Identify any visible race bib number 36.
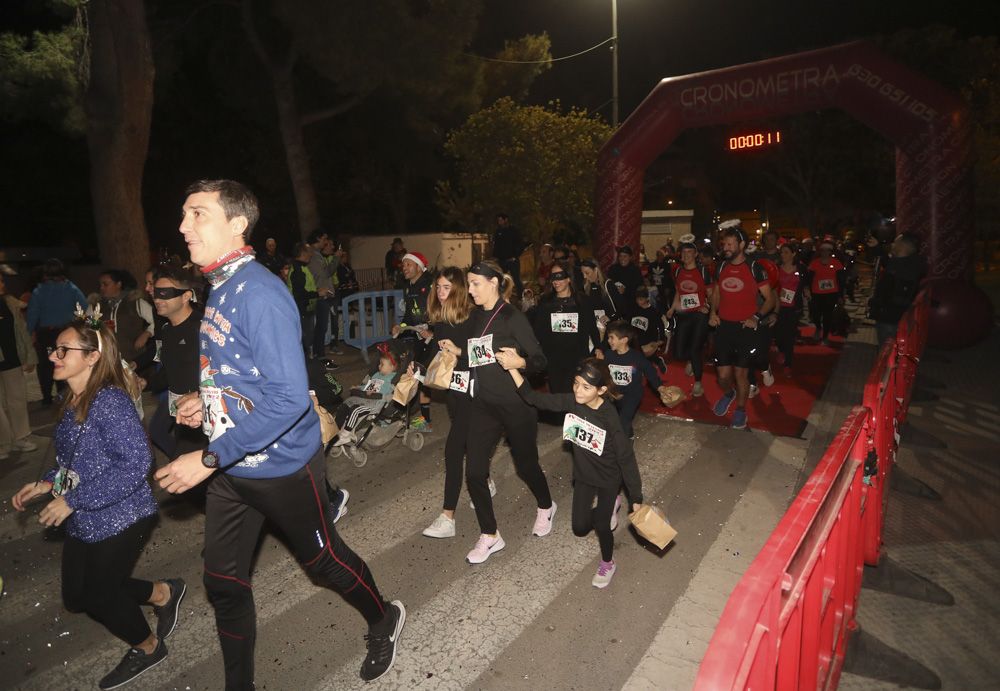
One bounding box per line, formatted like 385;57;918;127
550;312;579;333
608;364;633;386
562;413;606;455
449;370;470;393
467;334;496;368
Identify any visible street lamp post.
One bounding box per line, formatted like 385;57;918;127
611;0;619;128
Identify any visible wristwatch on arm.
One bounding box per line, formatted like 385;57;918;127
201;450;220;469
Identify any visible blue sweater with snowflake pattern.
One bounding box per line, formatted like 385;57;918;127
200;260;321;478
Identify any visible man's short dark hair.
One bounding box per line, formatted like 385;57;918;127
153;261;201;293
42;258;66;280
292;241;310;259
307;229;328;245
185;179;260;240
496;213;509;221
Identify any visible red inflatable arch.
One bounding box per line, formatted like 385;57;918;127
595;41;992;348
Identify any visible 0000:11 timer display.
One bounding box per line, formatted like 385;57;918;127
728;131;782;150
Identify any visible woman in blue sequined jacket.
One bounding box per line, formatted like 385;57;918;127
12;315;186;688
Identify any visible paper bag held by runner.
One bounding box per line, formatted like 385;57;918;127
628;504;677;550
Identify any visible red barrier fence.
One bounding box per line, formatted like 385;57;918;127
694;292;929;690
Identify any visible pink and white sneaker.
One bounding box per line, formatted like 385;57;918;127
466;533;505;564
531;502;557;537
592;560;617;588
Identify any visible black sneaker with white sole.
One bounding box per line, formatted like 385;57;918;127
360;600;406;682
153;578;187;641
98;639;168;690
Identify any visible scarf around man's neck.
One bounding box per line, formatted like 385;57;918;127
201;246;256;287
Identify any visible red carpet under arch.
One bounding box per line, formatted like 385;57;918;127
638;336;843;438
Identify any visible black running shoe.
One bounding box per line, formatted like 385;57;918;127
359;600;406;682
99;640;168;690
153;578;187;640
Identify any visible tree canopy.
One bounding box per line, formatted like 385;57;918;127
437;97;612;243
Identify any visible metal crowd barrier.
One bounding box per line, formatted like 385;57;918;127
694;291;929;690
339;290;404;364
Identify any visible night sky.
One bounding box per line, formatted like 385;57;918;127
0;0;995;255
476;0;995;119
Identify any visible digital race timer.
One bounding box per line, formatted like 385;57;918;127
728;131;782;150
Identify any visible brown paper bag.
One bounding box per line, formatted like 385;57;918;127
424;350;457;390
392;371;420;406
310;393;339;445
628;504;677;550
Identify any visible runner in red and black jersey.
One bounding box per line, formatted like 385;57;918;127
804;240;845;345
667;240;714;397
775;242;806;376
707;222;776;430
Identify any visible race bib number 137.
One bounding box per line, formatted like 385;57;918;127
562;413;607;455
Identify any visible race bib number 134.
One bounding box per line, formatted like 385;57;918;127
467;334;496;368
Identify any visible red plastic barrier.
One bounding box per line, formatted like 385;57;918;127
694;409;869;691
695;293;929;689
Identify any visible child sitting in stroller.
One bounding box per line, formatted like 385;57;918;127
332;341;407;446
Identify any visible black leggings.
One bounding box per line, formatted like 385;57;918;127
673;311;709;381
203;450;387;690
571;481;619;562
615;391;642;438
465;397;552;535
443;390;471;511
775;309;800;367
62;514;157;647
811;293;838;339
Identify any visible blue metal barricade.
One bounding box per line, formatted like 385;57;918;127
340;290;404;363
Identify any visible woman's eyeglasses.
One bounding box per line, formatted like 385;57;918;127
47;346;96;360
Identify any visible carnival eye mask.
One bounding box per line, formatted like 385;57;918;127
154;287;189;300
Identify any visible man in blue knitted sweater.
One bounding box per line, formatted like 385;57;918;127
155;180;404;687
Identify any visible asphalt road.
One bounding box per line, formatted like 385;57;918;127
0;386;807;691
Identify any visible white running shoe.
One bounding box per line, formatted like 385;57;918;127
749;384;760;398
762;369;775;387
691;381;704;397
592;560;617;589
610;494;622;531
422;513;456;539
532;502;557;537
684;362;693;377
332;430;357;447
12;437;37;452
469;477;497;509
466;533;505;564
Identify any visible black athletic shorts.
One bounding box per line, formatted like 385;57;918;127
713;319;761;368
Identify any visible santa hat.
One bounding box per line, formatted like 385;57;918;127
402;252;428;271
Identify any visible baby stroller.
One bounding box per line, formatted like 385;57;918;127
326;340;425;468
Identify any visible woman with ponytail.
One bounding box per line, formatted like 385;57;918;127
452;260;555;564
11;310;184;690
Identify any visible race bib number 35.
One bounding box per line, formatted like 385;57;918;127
608;364;633;386
467;334;496;368
562;413;606;455
550;312;579;333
